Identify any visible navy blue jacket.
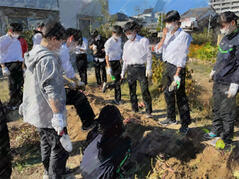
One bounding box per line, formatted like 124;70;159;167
213;29;239;85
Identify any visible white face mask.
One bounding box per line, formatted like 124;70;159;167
220;28;230;35
12;33;19;39
126;34;135;41
166;23;175;32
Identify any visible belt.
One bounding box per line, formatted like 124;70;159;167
128;64;145;68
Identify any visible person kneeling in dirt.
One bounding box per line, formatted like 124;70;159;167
204;11;239;145
0;101;12;179
80;105;131;179
60;28;95;130
20;21;72;179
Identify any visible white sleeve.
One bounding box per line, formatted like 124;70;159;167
175;34;192;68
0;36;12;63
104;39;111;56
121;44;128;77
144;38;152;71
60;48;75;79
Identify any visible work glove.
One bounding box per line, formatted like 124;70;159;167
2;66;10;76
146;69;152;78
225;83;239;98
60;134;73;152
106;67;112;76
209;70;215;81
174;75;181;89
51;113;65;135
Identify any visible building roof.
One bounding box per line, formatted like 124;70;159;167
110;12;129;21
181;7;215;20
143;8;153;14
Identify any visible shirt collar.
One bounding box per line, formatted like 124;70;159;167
135;34;141;41
167;28;182;38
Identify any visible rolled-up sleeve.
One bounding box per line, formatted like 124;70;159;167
104;40;111;56
143;38;152;71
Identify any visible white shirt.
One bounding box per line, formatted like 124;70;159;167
59;43;76;79
104;36;122;61
121;34;152;76
75;37;88;55
32;33;43;48
158;28;192;68
0;34;23;63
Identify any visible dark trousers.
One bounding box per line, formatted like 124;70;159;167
39;128;69;179
93;59;107;85
212;82;236;143
109;61;122;102
127;65;152;114
5;62;24;107
65;88;95;127
164;62;191;126
0;101;12;179
76;54;88;84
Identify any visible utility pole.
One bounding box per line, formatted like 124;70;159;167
207;13;212;37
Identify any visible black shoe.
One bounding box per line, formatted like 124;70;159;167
179;125;189;135
82;121;96;130
159;118;177;126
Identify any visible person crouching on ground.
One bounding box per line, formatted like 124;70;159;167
19;20;71;179
80;105;131;179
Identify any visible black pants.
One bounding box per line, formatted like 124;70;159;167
164;62;191;126
108;61;121;102
212;82;237;143
0;101;12;179
76;54;88;84
39;128;69;179
93;59;107;85
65;88;95;128
127;65;152;114
5;62;24;107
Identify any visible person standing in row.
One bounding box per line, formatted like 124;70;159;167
103;25;123;105
0;23;24;110
205;11;239;145
156;10;192;134
75;30;89;85
121;21;153;118
89;30;107;88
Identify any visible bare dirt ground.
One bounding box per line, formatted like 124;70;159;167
1;60;239;179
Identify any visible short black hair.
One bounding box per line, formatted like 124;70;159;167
42;20;66;40
9;23;23;32
91;30;98;38
112;25;123;35
65;28;80;41
37;22;45;29
123;21;141;32
219;11;238;24
164;10;180;23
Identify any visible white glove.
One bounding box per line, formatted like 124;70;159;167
174;75;181;89
2;66;10;76
18;104;23;116
120;73;125;80
209;70;215;81
225;83;239;98
106;67;112;76
146;69;152;78
60;134;73;152
51;113;64;135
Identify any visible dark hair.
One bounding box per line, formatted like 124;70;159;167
123;21;142;33
65;28;80;41
42;20;66;40
77;30;83;46
37;22;45;29
164;10;180;23
91;30;98;38
112;25;123;35
9;23;23;32
219;11;238;24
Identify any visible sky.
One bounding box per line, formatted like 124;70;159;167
109;0;209;16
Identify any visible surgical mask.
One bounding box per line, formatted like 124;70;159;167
126;34;135;41
12;33;19;39
166;23;175;32
220;23;234;35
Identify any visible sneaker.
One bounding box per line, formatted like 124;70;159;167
102;82;108;93
179;125;190;135
43;174;49;179
204;132;217;140
82;121;96;131
159;118;177;126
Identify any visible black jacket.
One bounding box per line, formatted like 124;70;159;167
89;35;107;58
213;29;239;85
